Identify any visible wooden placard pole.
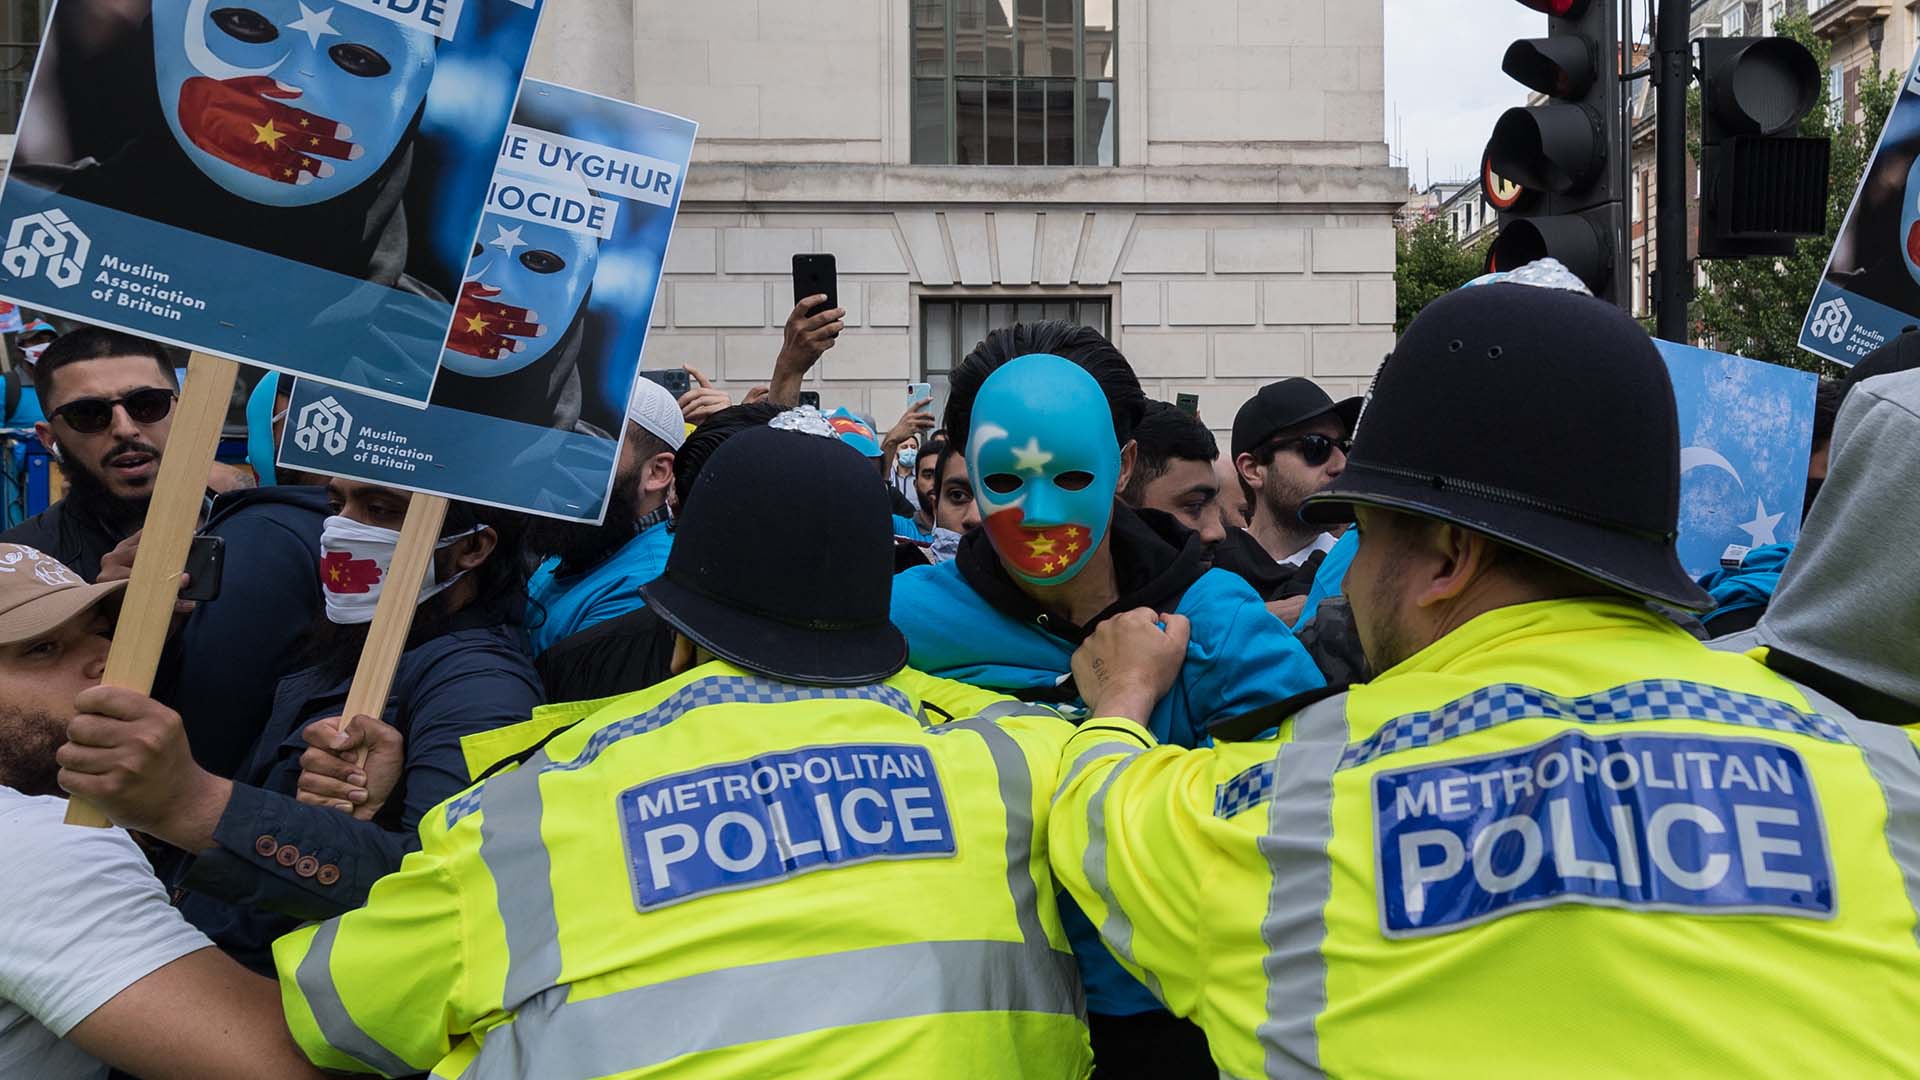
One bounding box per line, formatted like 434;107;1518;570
67;351;239;826
342;493;448;766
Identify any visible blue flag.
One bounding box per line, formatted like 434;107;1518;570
1656;341;1817;581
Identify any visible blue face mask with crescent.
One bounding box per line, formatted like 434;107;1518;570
152;0;435;207
440;214;600;376
967;354;1121;585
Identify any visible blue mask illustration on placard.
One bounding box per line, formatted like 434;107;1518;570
440;213;599;376
152;0;435;206
968;354;1121;585
1902;154;1920;283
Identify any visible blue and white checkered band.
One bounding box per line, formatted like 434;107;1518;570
1215;761;1276;819
1341;679;1850;771
443;677;918;827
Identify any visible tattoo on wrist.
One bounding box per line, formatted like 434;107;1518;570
1091;657;1110;687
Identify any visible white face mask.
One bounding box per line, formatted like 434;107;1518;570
20;342;48;365
319;515;483;625
927;527;964;564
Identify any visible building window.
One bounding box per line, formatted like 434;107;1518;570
1828;62;1844;117
1;0;46;134
1631;259;1644;318
912;0;1118;166
1720;0;1744;36
921;297;1111;398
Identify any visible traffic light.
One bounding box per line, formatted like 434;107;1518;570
1484;0;1627;304
1697;36;1829;258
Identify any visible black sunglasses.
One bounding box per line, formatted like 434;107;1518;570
1266;432;1352;468
52;388;178;434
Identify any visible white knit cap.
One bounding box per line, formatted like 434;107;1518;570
626;376;687;450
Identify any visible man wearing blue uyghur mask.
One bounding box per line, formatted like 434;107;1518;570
888;321;1327;1079
26;0;440;286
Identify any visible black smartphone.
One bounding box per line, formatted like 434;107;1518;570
180;534;225;603
799;390;821;408
1176;392;1200;418
640;368;692;398
793;253;838;318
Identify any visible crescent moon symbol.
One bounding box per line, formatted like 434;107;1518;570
1679;445;1744;488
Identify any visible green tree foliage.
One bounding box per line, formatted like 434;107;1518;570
1395;218;1492;333
1693;16;1901;372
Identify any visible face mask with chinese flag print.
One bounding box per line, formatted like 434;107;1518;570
967;353;1123;586
151;0;436;207
440;210;600;377
319;515;479;625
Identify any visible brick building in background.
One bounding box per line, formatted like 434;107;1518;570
523;0;1404;437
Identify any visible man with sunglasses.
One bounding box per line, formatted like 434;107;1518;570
1;327;183;580
1213;379;1361;611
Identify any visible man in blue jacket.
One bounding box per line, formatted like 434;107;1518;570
890;321;1324;1077
525;377;683;654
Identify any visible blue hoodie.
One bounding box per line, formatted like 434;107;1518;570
891;505;1325;1015
1695;542;1793;634
1296;528;1359;627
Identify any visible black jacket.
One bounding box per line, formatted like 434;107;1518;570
156;485;330;779
535;603;681;704
950;504;1210;706
175;618;543;973
1209;527;1324;601
0;494;134;582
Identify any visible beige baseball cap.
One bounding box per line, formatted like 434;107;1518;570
0;544;125;645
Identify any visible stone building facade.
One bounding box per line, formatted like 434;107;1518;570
524;0;1403;437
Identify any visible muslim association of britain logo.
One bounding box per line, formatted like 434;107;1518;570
2;209;90;289
1810;297;1853;345
294;396;353;456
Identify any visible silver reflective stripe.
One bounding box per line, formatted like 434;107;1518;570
1782;677;1920;949
465;939;1082;1080
974;699;1066;723
1256;693;1350;1079
1054;735;1150;806
474;678;926;1007
936;715;1051;949
476;751;562;1009
296;918;419;1078
1081;745;1162;1001
1707;627;1764;654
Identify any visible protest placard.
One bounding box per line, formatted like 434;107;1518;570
280;82;697;522
1656;340;1817;581
1801;51;1920;365
2;0;545;825
0;0;544;405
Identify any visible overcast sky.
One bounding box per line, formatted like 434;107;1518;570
1383;1;1548;190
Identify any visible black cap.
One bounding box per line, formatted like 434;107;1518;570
1301;282;1713;611
1230;378;1362;459
639;425;908;685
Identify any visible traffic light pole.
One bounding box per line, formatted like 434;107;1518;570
1654;0;1691;342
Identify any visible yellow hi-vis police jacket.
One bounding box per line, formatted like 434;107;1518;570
274;660;1092;1079
1050;598;1920;1079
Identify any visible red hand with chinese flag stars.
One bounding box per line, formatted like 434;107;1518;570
321;551;383;594
448;281;544;361
177;75;361;186
982;508;1090;580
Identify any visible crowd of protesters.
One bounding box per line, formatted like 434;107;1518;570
2;262;1917;1080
